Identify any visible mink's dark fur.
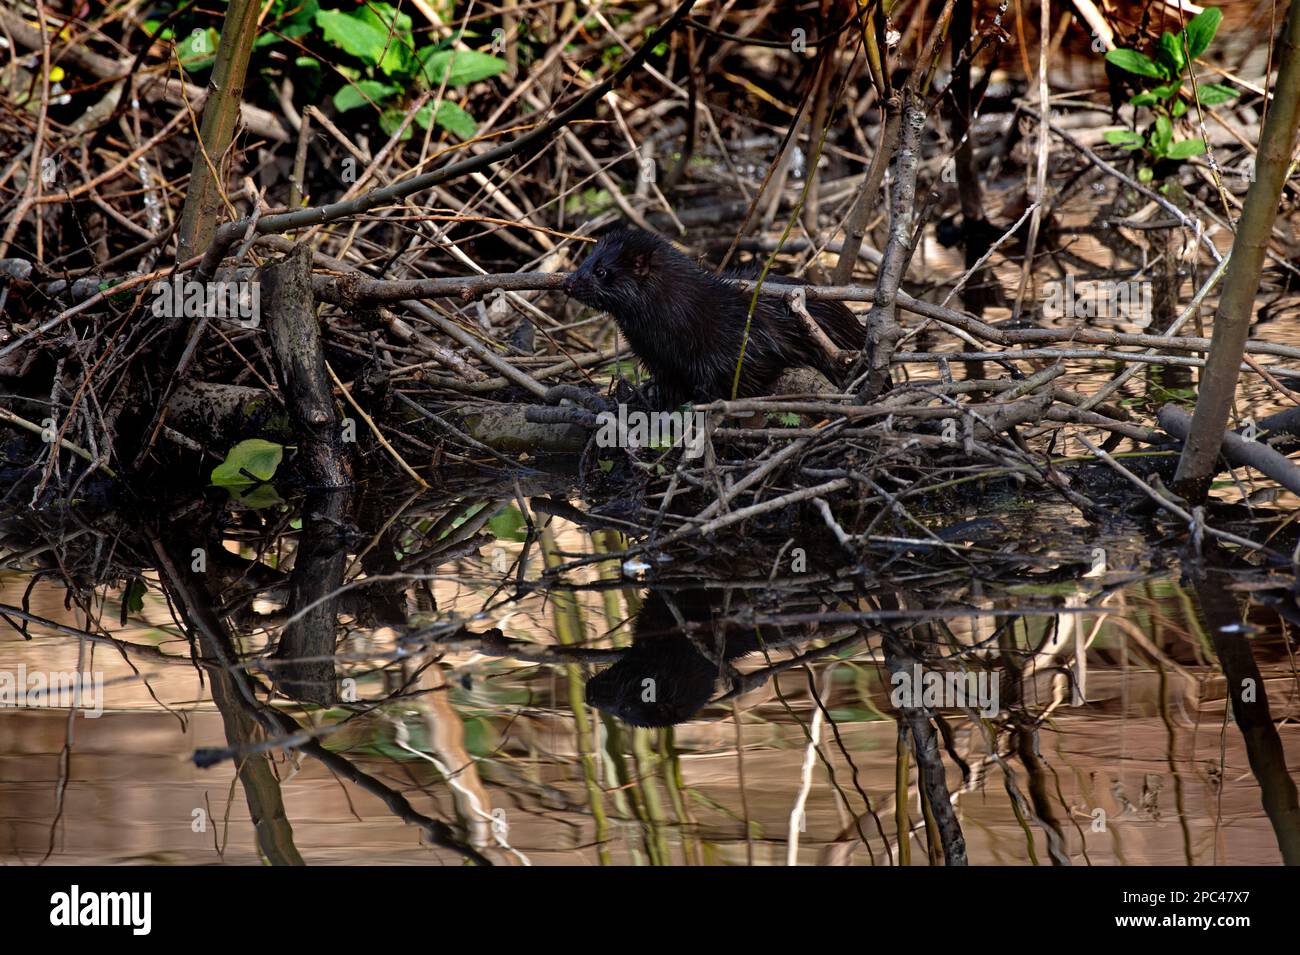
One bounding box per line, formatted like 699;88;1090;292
583;590;772;728
562;228;862;408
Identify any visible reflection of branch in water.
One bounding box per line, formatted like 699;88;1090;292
151;531;491;866
714;630;865;702
1191;560;1300;866
881;623;969;867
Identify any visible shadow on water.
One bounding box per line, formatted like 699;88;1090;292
1;471;1298;866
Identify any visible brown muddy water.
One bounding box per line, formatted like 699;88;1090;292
1;486;1297;867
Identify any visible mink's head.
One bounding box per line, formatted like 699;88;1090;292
562;228;667;315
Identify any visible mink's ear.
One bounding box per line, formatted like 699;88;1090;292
631;250;652;278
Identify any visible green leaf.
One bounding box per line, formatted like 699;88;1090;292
1167;138;1207;159
461;716;500;758
275;0;320;33
1128;91;1159;107
1105;48;1164;79
1197;82;1238;105
380;108;413;140
125;579;147;614
1156;31;1185;76
1150;114;1173;156
1151;83;1180;99
1171;99;1188;117
315;8;410;76
1104;129;1144;146
177;27;220;71
332;80;399;112
1138;165;1155;183
211;439;283;486
488;504;527;541
229;483;284;510
315;9;384;64
431;100;476;139
1182;7;1222;60
416;48;507;87
355;1;412;36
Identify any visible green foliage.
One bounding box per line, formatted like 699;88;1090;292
314;3;507;141
210;439;283;486
766;412;803;427
332;80;400;112
416;48;509;86
1183;7;1223;59
210;439;285;509
564;187;615;216
488;504;528;541
1101;8;1232;180
152;0;505;142
124;579;147;614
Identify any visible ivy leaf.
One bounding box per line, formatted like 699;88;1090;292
1166;138;1207;160
211;439;283;487
1197;82;1238;105
332;80;399;112
1129;91;1160;107
1182;7;1222;60
416;48;507;87
1105;48;1165;79
1171;99;1188;118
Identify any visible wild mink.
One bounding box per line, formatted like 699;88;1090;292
584;589;775;727
562;228;862;408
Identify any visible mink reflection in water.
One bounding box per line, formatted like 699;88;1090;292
562;227;862;408
584;589;789;727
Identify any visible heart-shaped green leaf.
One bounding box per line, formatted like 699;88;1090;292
211;439;283;487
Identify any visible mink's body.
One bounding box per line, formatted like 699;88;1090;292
562;228;861;408
583;590;771;727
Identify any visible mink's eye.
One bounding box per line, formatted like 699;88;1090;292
595;267;608;280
